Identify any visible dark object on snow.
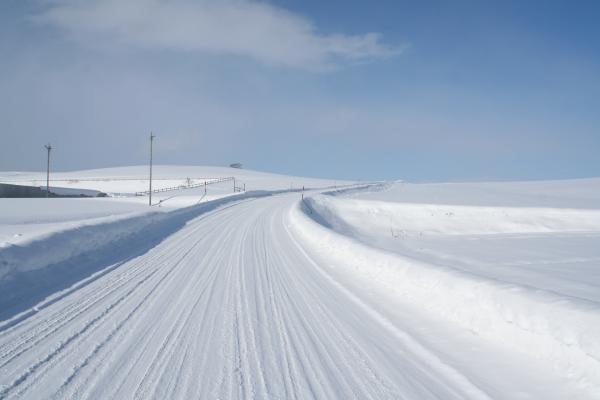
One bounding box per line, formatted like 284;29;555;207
0;183;48;198
0;183;107;198
229;163;243;169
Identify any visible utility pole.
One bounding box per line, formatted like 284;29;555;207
44;143;52;198
149;132;155;206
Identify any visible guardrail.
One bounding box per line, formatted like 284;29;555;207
134;176;234;196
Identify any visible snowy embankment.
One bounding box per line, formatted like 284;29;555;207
0;191;276;283
306;194;600;236
290;182;600;391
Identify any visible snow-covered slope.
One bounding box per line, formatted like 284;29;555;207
291;180;600;394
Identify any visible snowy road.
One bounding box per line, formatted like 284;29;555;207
0;193;591;399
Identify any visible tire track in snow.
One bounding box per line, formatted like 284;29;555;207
2;233;195;399
0;204;239;399
0;214;216;366
132;211;243;400
57;206;241;399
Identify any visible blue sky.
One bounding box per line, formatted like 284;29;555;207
0;0;598;181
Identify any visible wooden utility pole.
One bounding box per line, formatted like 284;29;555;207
44;143;52;198
149;133;155;206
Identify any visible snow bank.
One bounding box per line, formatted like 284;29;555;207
0;190;274;282
0;211;161;281
289;198;600;391
0;198;146;226
308;195;600;237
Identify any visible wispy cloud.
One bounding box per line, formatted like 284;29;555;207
32;0;399;70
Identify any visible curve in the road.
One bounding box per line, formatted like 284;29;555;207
0;194;512;399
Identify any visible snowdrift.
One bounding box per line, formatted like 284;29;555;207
307;195;600;236
290;194;600;391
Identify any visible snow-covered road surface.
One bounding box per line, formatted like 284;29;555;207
0;193;595;399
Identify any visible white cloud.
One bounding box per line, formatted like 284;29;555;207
33;0;399;70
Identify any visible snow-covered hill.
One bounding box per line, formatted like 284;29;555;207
0;165;344;197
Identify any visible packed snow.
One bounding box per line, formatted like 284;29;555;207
0;168;599;399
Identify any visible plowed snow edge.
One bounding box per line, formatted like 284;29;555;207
289;199;600;393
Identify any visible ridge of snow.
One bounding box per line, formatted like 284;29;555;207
290;196;600;392
0;190;275;282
